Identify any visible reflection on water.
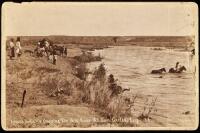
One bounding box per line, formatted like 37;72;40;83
87;46;196;127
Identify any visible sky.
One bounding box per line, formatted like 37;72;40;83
2;2;198;36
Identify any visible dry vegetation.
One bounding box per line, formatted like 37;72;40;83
6;47;158;128
5;37;166;128
72;62;158;126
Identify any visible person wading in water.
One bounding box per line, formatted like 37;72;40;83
175;62;180;72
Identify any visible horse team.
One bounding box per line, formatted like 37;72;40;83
151;62;187;74
32;39;67;65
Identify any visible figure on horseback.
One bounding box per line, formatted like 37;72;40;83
169;62;187;73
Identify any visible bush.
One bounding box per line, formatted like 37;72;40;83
83;63;135;123
138;97;158;121
93;63;106;81
74;52;102;63
75;63;89;80
40;75;72;98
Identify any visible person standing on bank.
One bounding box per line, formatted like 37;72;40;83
64;47;67;57
9;38;15;60
16;37;22;57
53;50;57;65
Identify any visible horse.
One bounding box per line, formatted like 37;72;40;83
33;46;45;57
151;68;166;74
52;46;64;56
169;66;186;73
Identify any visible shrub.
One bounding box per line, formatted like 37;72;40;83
83;63;135;124
75;63;89;80
40;75;72;98
74;52;102;63
93;63;106;82
138;97;158;121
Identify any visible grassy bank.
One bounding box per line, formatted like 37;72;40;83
6;47;105;128
5;45;158;128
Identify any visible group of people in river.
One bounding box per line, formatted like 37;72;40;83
151;45;196;74
151;62;187;74
8;37;68;65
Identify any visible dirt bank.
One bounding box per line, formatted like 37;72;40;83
5;47;107;128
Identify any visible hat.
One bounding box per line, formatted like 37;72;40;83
17;37;20;41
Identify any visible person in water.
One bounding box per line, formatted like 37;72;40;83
108;74;115;84
175;62;180;71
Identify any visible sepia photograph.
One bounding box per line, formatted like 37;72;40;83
1;2;199;130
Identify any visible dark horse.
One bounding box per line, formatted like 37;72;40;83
151;68;166;74
53;45;67;56
169;66;186;73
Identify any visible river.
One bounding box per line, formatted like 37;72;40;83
87;46;197;127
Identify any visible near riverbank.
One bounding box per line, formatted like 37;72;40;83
5;46;146;128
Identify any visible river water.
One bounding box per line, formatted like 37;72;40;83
87;46;197;127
